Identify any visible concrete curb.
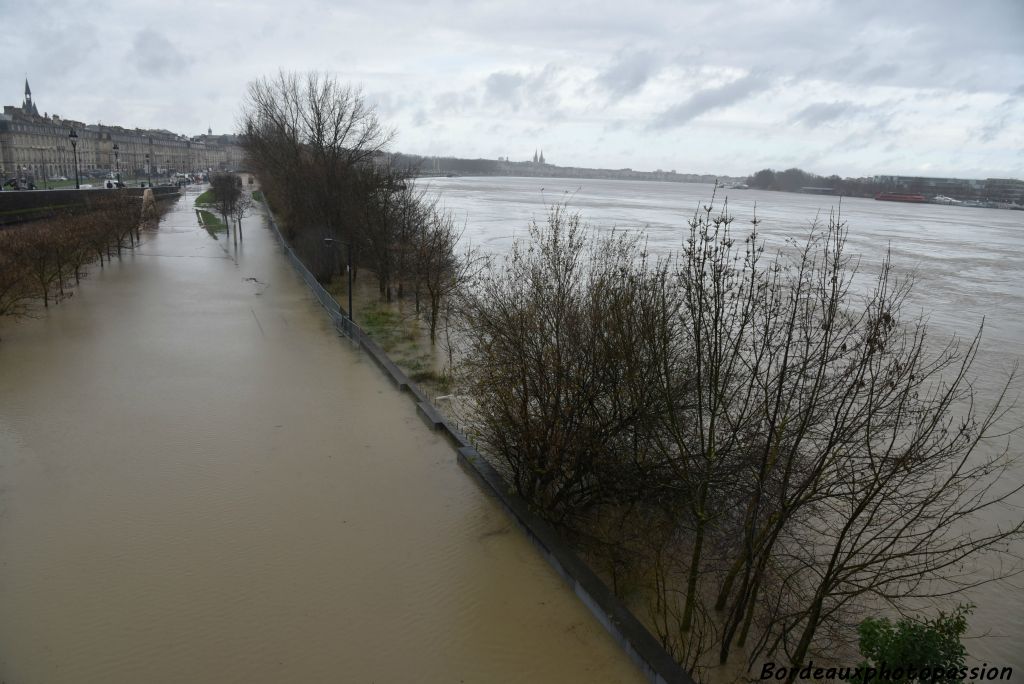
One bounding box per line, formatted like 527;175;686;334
262;207;694;684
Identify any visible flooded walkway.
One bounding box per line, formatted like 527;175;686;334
0;190;644;683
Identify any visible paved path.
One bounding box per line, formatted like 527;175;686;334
0;189;644;683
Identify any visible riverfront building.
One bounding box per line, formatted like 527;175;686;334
0;80;244;183
873;174;1024;205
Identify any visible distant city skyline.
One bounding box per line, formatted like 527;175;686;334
0;78;245;181
4;0;1022;179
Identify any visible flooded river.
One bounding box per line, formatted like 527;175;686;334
428;176;1024;669
0;189;645;683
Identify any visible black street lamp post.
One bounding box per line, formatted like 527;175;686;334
68;128;80;189
324;237;354;321
112;143;120;185
145;153;152;186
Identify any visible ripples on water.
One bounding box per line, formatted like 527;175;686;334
427;176;1024;668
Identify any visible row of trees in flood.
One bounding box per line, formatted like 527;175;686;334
0;194;159;327
207;172;254;239
238;71;466;342
454;200;1022;680
234;69;1019;681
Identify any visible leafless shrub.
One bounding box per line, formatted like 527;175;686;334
0;192;158;331
458;205;676;524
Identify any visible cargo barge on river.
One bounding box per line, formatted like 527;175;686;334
875;192;927;203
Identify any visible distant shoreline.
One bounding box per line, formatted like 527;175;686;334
394;154;1023;208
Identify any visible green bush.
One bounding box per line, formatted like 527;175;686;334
853;606;971;683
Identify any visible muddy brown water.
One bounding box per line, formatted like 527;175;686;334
0;190;645;683
428;176;1024;670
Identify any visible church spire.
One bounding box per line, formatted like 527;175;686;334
22;77;38;116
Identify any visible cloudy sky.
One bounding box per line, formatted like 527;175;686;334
4;0;1022;178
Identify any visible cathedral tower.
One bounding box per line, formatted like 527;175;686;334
22;78;39;116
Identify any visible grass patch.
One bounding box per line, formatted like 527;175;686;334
355;296;453;394
359;302;408;350
317;264;454;397
409;367;452;391
195;189;215;205
252;190;264;203
196;209;226;236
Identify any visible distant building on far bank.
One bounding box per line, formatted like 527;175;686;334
873;174;1024;205
983;178;1024;205
0;79;245;182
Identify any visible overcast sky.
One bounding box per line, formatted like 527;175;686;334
4;0;1022;178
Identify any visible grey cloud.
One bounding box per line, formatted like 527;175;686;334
434;90;476;114
790;101;865;128
367;91;414;117
6;5;101;96
829;131;876;153
978;119;1006;143
858;63;900;83
482;65;563;113
7;0;1024;178
485;72;527;106
596;49;659;98
129;29;191;76
977;95;1021;143
735;1;1022;95
650;73;768;129
799;52;903;89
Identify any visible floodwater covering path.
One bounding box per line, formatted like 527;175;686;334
0;189;644;683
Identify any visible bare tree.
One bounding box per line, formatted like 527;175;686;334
0;192;163;330
231;191;253;241
210;172;241;234
459;205;674;524
0;231;37;321
239;70;394;265
415;206;480;345
456;196;1023;678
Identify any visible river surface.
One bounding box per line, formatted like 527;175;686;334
0;189;645;683
427;176;1024;669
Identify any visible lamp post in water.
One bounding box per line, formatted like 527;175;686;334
324;237;354;321
68;128;80;189
112;143;120;185
145;153;152;187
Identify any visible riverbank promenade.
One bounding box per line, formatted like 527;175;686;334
0;188;644;683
